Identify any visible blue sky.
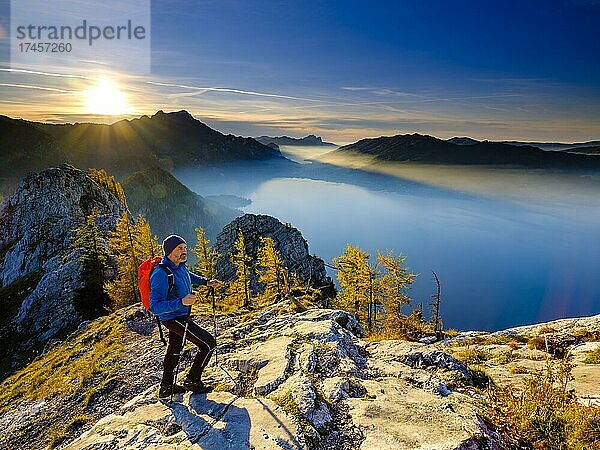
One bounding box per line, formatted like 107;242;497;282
1;0;599;142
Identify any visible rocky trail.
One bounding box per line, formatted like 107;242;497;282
0;298;524;450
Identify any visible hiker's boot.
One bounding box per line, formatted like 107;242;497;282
183;378;213;394
158;383;186;400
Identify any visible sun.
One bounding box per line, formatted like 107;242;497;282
83;77;133;115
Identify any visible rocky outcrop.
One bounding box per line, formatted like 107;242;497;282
0;300;507;450
215;214;332;292
0;164;124;376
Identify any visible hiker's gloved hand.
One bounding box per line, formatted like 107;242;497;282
182;294;197;306
207;279;221;288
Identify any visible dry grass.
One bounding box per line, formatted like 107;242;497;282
450;346;492;365
451;333;527;348
509;364;529;375
0;313;124;413
486;358;600;449
48;415;92;449
583;346;600;365
494;349;518;364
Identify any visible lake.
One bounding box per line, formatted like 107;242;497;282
176;149;600;331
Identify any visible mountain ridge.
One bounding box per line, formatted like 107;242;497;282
0;300;598;450
0;111;284;197
256;134;337;147
331;132;600;169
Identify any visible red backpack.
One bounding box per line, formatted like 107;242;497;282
138;256;174;344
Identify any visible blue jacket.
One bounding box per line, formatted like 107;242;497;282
149;256;207;321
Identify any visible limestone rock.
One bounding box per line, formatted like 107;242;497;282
0;301;509;450
0;164;124;376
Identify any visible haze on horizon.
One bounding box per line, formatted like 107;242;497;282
1;0;599;144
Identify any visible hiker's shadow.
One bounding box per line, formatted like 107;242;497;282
169;394;251;449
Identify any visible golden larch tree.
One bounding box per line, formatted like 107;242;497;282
256;236;287;304
228;228;253;308
105;212;159;308
332;244;378;329
377;250;417;336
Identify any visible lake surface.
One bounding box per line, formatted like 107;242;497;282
176;151;600;331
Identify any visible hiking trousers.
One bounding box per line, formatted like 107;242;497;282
161;315;216;385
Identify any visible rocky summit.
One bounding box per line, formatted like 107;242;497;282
1;296;599;449
0;164;124;376
0;299;512;450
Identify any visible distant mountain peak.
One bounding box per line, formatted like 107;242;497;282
448;137;479;145
255;134;336;147
152;109;195;121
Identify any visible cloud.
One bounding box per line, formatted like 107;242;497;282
146;81;327;103
0;68;92;80
0;83;75;93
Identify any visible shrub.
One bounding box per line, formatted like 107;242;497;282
445;329;461;338
486;358;600;449
528;333;575;359
583;346;600;364
451;346;492;365
509;364;529;375
494;349;517;364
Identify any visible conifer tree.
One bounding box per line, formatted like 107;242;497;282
228;228;253;308
192;226;219;280
192;226;223;310
332;245;377;329
136;215;160;258
88;168;127;206
105;213;159;308
377;250;417;333
256;236;286;303
430;271;443;338
71;209;110;318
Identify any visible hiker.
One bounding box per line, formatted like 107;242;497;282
150;234;221;399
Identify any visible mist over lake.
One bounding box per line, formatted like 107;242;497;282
176;153;600;332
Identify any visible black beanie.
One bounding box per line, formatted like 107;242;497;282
163;235;186;257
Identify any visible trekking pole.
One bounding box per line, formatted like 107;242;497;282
210;286;218;367
170;303;192;403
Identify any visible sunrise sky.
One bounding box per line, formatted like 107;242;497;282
1;0;599;144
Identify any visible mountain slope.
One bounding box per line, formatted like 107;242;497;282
331;133;600;169
0;115;70;197
560;145;600;155
447;136;479;145
121;167;240;243
0;301;498;450
502;140;600;151
33;110;283;177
